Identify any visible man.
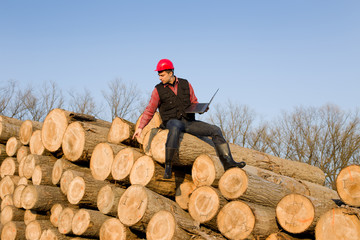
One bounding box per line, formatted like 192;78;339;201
133;59;245;179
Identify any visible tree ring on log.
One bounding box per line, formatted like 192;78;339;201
100;218;127;240
188;186;220;223
21;185;38;210
19;120;33;145
62;122;85;161
129;156;155;186
97;185;116;214
336;165;360;207
29;130;45;155
219;168;248;199
67;176;86;204
90;143;114;181
146;210;176;240
72;209;90;235
112;148;137;180
42;108;68;152
192;154;216;187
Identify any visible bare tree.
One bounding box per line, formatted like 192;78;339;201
40;81;64;115
68;88;100;116
102;78;141;122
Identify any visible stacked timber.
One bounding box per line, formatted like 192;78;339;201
0;110;359;240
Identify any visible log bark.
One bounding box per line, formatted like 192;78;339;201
100;218;140;240
217;201;279;240
52;158;91;186
40;229;75;240
108;117;138;147
192;154;224;187
0;157;18;178
0;144;6;162
19;119;42;145
146;210;191;240
175;181;196;210
97;185;126;217
276;193;338;234
67;175;109;208
111;147;143;181
71;208;112;237
29;130;50;156
129;155;192;197
188;186;228;231
315;207;360;240
135;112;162;144
62;121;110;162
0;175;20;199
266;232;313;240
32;164;54;186
6;137;22;157
41;108;111;152
299;180;339;200
0;115;23;144
24;209;50;225
16;145;29;163
335;164;360;207
1;205;25;225
118;185;199;233
13;184;26;208
25;220;54;240
1;221;26;240
1;194;14;210
90;142;125;181
21;185;69;211
58;207;78;235
60;169;92;195
23;154;57;179
219;167;292;207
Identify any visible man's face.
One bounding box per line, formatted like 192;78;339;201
158;71;173;84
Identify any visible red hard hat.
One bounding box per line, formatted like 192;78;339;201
155;59;174;71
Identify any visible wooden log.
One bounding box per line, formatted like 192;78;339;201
21;185;68;211
58;207;78;235
40;229;75;240
1;221;26;240
276;193;338;234
16;145;29;163
62;121;110;162
0;143;6;162
175;181;196;210
129;155;192;197
335;164;360;207
25;220;55;240
299;179;339;200
24;209;50;225
52;158;91;186
60;169;93;195
111;147;143;181
191;154;224;187
217;201;279;240
134;112;162;144
219;167;292;207
99;218;140;240
315;207;360;240
1;205;25;225
29;130;50;156
188;185;228;231
266;232;313;240
97;185;126;217
71;208;112;237
118;185;199;233
6;136;22;157
0;115;23;144
0;175;20;199
19;119;43;145
90;142;125;181
13;184;26;208
17;176;28;186
67;175;109;208
146;210;191;240
0;157;18;178
108;117;138;147
50;203;65;227
32;163;54;185
1;194;13;210
41;108;111;153
23;154;57;179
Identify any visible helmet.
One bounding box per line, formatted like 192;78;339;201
155;59;174;71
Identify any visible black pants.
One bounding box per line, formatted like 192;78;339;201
165;118;226;149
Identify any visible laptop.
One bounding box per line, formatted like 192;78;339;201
185;88;219;114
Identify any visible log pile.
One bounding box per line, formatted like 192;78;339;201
0;109;360;240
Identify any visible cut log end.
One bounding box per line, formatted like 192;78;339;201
1;157;17;178
58;207;76;235
72;209;90;235
97;185;116;214
112;148;142;181
219;167;248;200
67;176;86;205
25;220;42;240
118;185;148;226
315;208;360;240
29;130;46;155
336;165;360;207
175;182;196;210
42;108;68;152
192;154;217;187
146;210;176;240
276;194;314;234
90;143;113;181
129;155;155;186
217;201;255;240
188;186;220;223
62;121;85;161
52;159;64;185
6;137;22;157
19;120;34;145
108;117;131;144
100;218;127;240
21;185;38;210
1;221;21;240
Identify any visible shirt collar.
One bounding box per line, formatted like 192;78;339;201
163;76;178;87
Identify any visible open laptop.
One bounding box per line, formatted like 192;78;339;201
185;88;219;114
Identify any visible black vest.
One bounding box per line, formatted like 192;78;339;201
156;78;195;125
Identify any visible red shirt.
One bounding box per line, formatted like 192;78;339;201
138;77;198;129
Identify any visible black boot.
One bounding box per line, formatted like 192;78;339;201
215;143;246;170
164;148;178;179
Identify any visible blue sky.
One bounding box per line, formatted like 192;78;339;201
1;0;359;120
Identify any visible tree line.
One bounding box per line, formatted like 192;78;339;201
1;79;359;188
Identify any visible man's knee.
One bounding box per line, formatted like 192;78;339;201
166;119;183;131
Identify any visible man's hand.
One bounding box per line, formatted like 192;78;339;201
132;128;143;139
200;106;209;115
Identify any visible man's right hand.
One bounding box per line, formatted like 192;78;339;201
132;128;143;139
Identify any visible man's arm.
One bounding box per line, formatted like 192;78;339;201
189;83;198;104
